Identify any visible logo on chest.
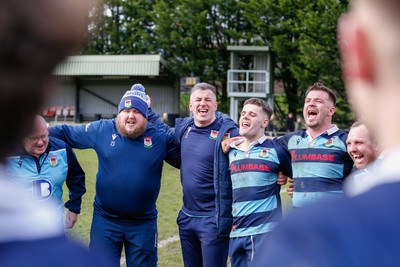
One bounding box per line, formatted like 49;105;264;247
209;130;218;140
144;136;153;148
324;137;335;148
259;148;269;158
49;155;59;167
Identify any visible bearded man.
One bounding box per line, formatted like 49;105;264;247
50;84;181;267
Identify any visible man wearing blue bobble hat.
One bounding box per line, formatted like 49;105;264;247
50;84;181;267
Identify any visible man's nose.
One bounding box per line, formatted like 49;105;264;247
127;109;136;117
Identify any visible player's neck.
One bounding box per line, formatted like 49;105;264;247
307;124;334;139
239;134;264;150
193;117;216;128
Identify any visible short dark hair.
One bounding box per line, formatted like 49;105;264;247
190;83;217;97
305;82;337;105
243;98;273;119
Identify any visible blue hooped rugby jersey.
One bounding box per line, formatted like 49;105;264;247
7;137;86;214
228;136;292;238
277;125;353;207
49;119;180;222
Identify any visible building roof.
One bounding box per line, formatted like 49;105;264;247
227;45;269;52
53;55;165;76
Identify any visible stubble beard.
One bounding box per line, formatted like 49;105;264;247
116;119;147;139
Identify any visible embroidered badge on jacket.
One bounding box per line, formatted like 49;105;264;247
144;136;153;148
209;130;218;140
259;148;269;158
49;155;59;167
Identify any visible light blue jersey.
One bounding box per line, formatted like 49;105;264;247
7;137;86;216
277;125;353;207
228;136;292;238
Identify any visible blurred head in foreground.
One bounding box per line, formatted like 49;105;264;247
339;0;400;152
0;0;90;162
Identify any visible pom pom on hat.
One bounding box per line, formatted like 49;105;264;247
118;83;148;118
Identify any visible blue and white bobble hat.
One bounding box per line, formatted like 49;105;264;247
118;83;148;118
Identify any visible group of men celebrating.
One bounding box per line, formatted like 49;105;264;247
3;0;400;266
8;79;380;267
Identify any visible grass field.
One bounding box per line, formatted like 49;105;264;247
64;149;292;266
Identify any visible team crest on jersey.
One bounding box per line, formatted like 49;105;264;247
259;148;269;158
209;130;218;140
324;137;334;147
49;155;58;167
223;131;231;140
144;136;153;148
125;99;132;108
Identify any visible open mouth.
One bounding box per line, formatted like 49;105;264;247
198;109;208;115
352;154;365;162
241;121;250;129
307;110;317;119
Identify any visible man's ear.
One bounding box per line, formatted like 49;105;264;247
338;13;374;84
328;107;336;117
262;118;269;129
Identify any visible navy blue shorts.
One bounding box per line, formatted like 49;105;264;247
89;212;157;267
229;233;268;267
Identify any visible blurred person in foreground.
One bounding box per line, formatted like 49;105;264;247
0;0;111;266
254;0;400;266
7;115;86;229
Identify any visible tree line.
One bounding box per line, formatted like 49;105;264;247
84;0;352;127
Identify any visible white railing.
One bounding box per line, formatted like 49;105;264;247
227;70;269;97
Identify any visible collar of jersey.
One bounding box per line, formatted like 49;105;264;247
306;124;339;141
230;135;267;152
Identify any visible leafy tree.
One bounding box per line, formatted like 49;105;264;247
83;0;352;125
85;0;157;54
153;0;256;113
243;0;351;125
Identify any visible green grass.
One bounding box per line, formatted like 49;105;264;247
64;149;292;267
64;149;97;246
